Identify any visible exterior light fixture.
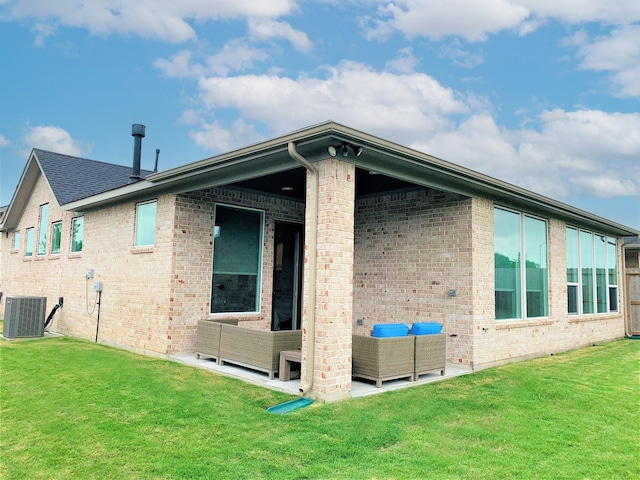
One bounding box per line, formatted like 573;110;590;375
327;142;364;158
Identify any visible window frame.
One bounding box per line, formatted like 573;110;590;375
566;227;618;315
134;200;157;247
71;216;84;253
12;231;21;251
37;203;49;256
50;221;62;255
25;227;35;257
210;203;265;315
494;206;549;321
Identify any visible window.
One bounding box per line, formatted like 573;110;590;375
25;227;34;257
135;200;157;247
37;204;49;255
494;207;548;320
12;231;20;250
567;228;618;314
211;205;264;313
71;217;84;253
51;221;62;254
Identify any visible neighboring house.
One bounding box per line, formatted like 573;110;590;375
1;121;638;402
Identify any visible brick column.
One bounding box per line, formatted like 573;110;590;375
302;158;355;402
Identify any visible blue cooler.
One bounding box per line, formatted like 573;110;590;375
371;323;409;338
410;322;443;335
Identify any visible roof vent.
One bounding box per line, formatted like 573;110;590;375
130;124;146;182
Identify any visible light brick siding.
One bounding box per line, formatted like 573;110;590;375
0;174;176;354
1;164;627;378
354;188;474;364
471;204;626;369
170;187;305;353
302;159;355;402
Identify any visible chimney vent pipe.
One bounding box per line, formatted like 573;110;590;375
130;124;146;181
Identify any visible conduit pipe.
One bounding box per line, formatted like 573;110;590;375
287;142;318;395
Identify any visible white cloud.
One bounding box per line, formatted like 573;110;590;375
366;0;529;42
385;47;419;73
189;118;260;151
6;0;298;43
439;40;484;68
517;0;640;25
248;18;313;53
21;125;89;157
363;0;640;43
155;41;270;78
0;134;10;147
572;25;640;97
192;61;468;144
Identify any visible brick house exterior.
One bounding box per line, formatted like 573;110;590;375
1;121;638;402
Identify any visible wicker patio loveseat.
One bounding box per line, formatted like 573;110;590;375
196;319;239;363
218;323;302;379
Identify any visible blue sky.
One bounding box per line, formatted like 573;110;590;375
1;0;638;229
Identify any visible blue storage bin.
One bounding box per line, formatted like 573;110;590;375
410;322;443;335
371;323;409;338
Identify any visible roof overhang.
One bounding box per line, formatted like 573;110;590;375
35;121;639;237
0;153;41;232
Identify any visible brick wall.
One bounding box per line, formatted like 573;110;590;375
0;178;306;355
471;205;626;369
0;175;175;353
353;187;474;364
170;187;305;353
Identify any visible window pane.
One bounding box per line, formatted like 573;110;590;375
12;231;20;250
37;204;49;255
525;216;548;318
71;217;84;252
211;205;263;313
607;237;617;286
494;208;521;320
51;222;62;254
135;201;157;246
25;228;34;256
568;285;579;315
566;227;579;283
595;235;607;313
609;286;618;312
580;231;594;314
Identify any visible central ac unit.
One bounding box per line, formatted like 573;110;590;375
3;296;47;339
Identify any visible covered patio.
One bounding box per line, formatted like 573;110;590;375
168;352;473;398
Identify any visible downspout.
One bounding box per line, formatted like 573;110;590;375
287;142;318;395
622;235;639;337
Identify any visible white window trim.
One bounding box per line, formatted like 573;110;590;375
567;227;618;315
495;206;550;321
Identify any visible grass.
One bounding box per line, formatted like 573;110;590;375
1;337;638;479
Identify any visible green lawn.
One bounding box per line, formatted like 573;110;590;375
1;336;638;479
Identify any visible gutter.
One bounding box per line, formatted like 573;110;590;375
287;142;318;396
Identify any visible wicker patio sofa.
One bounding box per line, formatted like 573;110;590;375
195;319;239;362
218;323;302;379
352;334;415;387
413;333;446;380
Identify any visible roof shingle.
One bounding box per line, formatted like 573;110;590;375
34;149;154;205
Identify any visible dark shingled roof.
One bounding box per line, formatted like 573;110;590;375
34;149;155;205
